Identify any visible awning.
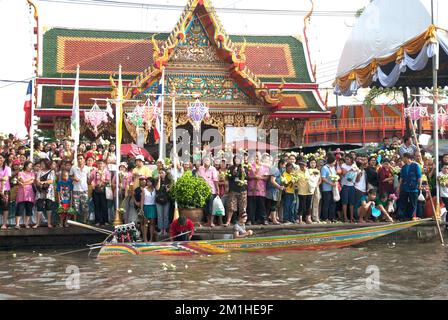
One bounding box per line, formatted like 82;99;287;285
335;0;448;96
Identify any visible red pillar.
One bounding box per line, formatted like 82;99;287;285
343;106;347;143
381;104;386;139
323;120;327;142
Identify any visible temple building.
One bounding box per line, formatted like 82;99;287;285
35;0;329;150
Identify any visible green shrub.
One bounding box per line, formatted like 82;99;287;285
169;171;211;209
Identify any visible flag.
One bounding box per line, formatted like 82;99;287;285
154;81;162;142
71;65;80;147
23;80;32;135
117;66;123;144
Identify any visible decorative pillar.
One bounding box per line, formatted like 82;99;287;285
381;104;386;139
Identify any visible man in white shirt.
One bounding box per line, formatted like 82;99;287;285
354;160;368;222
399;136;417;157
70;155;91;223
340;155;358;222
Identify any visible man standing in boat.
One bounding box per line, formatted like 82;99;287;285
169;215;194;241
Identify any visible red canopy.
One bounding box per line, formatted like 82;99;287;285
120;144;154;161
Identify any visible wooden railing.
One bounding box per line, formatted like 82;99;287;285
304;117;434;144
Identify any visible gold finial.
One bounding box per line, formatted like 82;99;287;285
304;0;314;26
238;37;247;61
152;34;160;58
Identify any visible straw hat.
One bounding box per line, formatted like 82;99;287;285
119;162;128;169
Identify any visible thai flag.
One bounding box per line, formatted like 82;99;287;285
23;80;32;135
154;81;163;142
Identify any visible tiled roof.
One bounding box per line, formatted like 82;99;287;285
43;28;312;83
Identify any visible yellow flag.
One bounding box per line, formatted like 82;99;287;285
117;65;123;144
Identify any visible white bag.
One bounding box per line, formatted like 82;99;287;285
106;186;114;200
332;186;340;202
418;191;425;202
212;196;225;216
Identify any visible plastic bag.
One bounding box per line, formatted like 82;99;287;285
418;191;425;202
212;196;225;216
332;186;340;202
106;186;114;200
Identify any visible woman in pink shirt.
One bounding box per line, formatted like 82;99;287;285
15;161;35;229
0;154;11;229
197;157;219;227
247;152;269;225
90;158;111;226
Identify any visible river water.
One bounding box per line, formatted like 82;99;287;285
1;240;448;300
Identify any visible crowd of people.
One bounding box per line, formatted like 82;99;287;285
1;133;447;241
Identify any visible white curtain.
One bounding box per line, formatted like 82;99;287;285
375;42;438;87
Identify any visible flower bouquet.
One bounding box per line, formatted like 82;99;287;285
439;174;448;187
309;168;320;176
329;174;340;183
391;167;401;176
236;167;248;187
219;171;231;180
329;174;340;201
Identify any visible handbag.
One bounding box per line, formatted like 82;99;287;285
156;192;168;205
37;170;52;193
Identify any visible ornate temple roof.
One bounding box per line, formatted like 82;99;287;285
37;0;328;119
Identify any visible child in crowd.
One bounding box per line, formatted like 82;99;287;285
354;188;378;224
375;193;394;223
57;170;73;227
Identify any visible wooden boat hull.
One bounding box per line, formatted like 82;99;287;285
98;219;429;258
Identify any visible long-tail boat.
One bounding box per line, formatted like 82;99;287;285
96;219;429;258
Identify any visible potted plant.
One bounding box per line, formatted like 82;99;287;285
169;171;211;225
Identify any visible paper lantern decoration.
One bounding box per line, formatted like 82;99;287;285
143;99;157;128
187;98;209;131
431;105;448;134
84;102;108;136
404;99;429;121
126;104;146;127
106;99;114;119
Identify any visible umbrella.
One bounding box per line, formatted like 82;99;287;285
211;139;279;152
120;144;154;161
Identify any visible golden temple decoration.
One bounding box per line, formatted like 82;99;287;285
54;118;71;140
260;117;306;147
125;0;284;109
